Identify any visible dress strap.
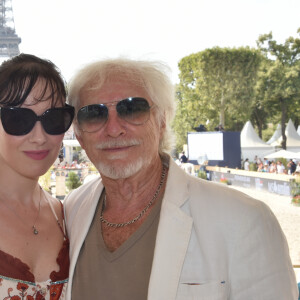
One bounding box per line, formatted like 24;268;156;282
42;189;67;238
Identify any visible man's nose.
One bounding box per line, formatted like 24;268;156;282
103;108;126;137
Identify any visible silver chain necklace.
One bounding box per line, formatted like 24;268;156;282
100;166;167;228
0;186;42;235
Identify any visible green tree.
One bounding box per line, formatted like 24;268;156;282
248;55;270;138
256;28;300;149
38;168;53;192
173;47;263;152
173;83;202;151
196;48;262;128
66;171;82;191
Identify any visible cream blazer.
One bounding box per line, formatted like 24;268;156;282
64;158;298;300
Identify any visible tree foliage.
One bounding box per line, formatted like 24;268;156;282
172;30;300;154
256;28;300;149
173;47;263;152
66;171;82;191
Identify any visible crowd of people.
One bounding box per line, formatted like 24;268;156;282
243;156;300;175
54;159;90;170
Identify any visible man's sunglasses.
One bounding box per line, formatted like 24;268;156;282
0;104;75;136
77;97;152;133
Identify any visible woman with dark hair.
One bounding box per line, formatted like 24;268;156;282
0;54;74;299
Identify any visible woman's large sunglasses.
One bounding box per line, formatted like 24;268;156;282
0;104;75;136
77;97;152;133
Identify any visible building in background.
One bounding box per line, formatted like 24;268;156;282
0;0;21;62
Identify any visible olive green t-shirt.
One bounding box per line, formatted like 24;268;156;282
71;189;163;300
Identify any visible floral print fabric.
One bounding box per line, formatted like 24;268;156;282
0;278;67;300
0;198;69;300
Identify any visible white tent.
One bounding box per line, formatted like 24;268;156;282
269;119;300;151
63;139;81;147
266;123;281;144
264;149;300;160
240;121;274;161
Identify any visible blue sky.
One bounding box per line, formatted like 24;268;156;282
12;0;300;83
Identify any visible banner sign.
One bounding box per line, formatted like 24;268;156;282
209;171;291;196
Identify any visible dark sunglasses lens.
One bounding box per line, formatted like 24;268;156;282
42;107;74;135
117;98;150;124
1;108;35;135
77;104;108;132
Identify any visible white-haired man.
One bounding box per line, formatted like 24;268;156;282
64;58;298;299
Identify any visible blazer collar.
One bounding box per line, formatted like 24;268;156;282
148;158;193;299
68;178;104;262
69;158;193;300
164;157;190;207
70;157;188;252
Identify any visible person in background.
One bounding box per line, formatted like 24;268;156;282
64;58;298;299
257;162;264;172
215;124;224;131
179;151;188;163
262;163;269;172
269;161;277;173
277;161;286;174
243;158;249;171
287;159;297;175
263;158;269;166
0;54;73;298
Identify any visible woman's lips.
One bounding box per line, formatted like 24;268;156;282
24;150;49;160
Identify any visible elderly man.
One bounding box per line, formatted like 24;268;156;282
64;59;298;299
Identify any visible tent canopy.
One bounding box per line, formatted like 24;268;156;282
63;139;81;147
267;124;281;145
264;149;300;159
240;121;274;161
241;121;272;148
269;119;300;148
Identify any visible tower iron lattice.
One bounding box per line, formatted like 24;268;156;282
0;0;21;58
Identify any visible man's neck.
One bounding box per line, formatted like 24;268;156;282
101;158;164;211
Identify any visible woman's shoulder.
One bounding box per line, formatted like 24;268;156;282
42;190;64;221
43;190;62;206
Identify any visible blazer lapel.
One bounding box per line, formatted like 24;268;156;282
148;160;193;299
68;179;104;281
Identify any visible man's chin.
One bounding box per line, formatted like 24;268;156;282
96;159;144;179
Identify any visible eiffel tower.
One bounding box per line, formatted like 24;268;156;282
0;0;21;58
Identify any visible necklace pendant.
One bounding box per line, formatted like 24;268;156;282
33;226;38;235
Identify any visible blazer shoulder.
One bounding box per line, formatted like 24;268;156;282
63;177;103;224
65;177;101;204
187;177;276;229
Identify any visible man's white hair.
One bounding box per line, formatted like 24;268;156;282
68;58;176;154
